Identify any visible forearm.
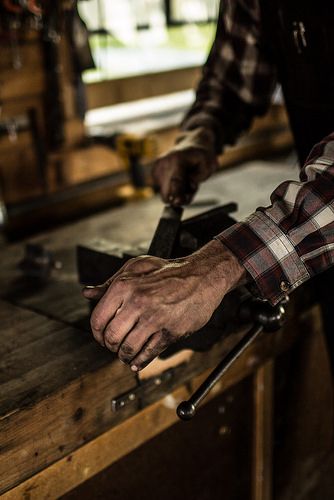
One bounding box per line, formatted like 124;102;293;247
192;239;248;293
180;0;276;154
216;132;334;305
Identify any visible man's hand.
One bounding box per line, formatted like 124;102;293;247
82;240;246;372
152;127;218;206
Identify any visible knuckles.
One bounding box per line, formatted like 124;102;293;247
118;344;135;364
119;342;134;357
104;337;119;352
104;325;120;346
90;315;104;334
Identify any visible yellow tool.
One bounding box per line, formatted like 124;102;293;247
116;133;156;200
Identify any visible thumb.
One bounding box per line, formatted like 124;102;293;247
166;171;188;205
82;283;108;301
120;256;163;275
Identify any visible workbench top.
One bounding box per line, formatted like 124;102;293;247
0;159;300;496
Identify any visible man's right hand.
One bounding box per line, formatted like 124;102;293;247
151;127;219;206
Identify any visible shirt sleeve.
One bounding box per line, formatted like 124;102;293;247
216;133;334;305
181;0;277;153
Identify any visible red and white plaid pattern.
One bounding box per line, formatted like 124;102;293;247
217;134;334;304
181;0;277;150
181;0;334;304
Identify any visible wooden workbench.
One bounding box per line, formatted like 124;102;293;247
0;162;333;500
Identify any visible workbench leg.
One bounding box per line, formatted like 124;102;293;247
252;360;274;500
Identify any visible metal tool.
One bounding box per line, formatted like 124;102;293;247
177;298;287;420
77;202;236;298
19;243;62;279
116;134;156;191
148;205;183;258
77;202;288;415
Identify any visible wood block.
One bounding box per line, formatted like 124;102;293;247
86;67;201;110
0;131;32;152
4;379;253;500
0;194;319;496
59;145;125;185
0;300;137;495
1;97;44;120
1;68;45;101
64;119;86;147
0;42;43;73
0;146;44;204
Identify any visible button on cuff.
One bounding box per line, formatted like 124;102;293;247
280;281;290;293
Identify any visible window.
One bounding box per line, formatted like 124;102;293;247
78;0;218;82
166;0;219;25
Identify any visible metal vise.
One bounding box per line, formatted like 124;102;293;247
77;203;286;419
77;203;246;355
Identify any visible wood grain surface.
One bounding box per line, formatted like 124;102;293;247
0;165;309;495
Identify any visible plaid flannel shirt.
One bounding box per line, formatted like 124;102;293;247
181;0;334;305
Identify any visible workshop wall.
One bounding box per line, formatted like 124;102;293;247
0;0;293;239
0;1;121;207
0;27;46;203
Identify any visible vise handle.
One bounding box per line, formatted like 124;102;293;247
177;299;287;421
148;205;183;258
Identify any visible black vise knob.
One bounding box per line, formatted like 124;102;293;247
177;401;196;421
239;298;287;333
176;298;288;422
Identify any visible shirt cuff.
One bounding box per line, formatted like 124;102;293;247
215;211;310;305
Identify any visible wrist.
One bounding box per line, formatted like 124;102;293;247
193;239;248;294
174;127;216;153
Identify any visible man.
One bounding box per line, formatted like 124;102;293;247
83;0;334;372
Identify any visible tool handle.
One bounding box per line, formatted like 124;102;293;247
177;299;287;421
177;324;263;420
148;205;183;258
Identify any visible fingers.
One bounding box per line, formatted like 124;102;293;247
93;303;169;371
167;175;192;206
117;322;159;364
82;257;161;301
121;255;163;275
82;282;109;301
152;147;218;204
82;270;122;301
90;286;125;346
153;152;206;206
103;305;139;352
91;294;174;370
130;329;172;372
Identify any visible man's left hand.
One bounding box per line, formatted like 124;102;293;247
82;240;246;372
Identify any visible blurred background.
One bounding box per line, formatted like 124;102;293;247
0;0;292;241
2;4;334;500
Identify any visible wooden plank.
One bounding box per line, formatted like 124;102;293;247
1;385;193;500
274;309;334;499
252;361;273;500
0;290;306;495
0;297;240;494
0;300;128;417
1;237;92;326
60;145;125;185
86;67;201;109
0;131;32;152
1;69;45;101
0;42;43;73
0;147;44;204
1;306;306;500
0;97;44;120
0;301;136;495
60;380;253;500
